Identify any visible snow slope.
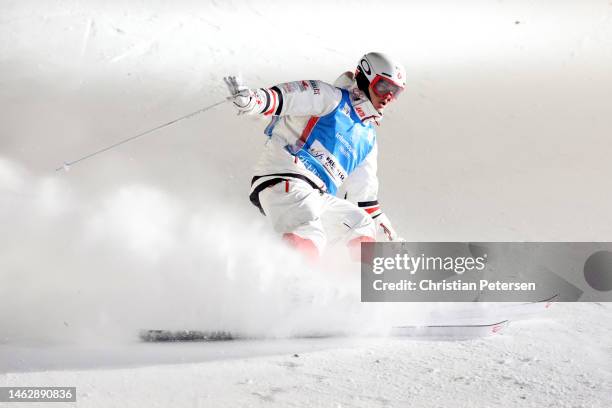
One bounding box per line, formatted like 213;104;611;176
1;0;612;406
1;303;611;407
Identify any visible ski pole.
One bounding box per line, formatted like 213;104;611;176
55;98;229;172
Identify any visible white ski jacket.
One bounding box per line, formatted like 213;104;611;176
246;72;401;241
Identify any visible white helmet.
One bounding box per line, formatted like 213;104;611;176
355;52;406;100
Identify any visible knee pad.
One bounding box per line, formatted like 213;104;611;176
282;233;319;262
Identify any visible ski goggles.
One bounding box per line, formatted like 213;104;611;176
370;75;404;99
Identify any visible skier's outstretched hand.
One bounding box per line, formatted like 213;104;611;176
223;75;256;114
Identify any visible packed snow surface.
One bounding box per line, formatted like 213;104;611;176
1;303;611;407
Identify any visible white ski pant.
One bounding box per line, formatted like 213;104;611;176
258;178;376;253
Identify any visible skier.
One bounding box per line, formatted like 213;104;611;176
224;52;405;260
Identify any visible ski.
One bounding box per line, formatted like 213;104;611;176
139;295;557;343
139;330;236;342
139;321;508;342
138;329;349;342
390;320;509;340
426;293;559;324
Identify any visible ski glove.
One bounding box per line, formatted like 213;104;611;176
223;76;257;114
375;213;405;242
